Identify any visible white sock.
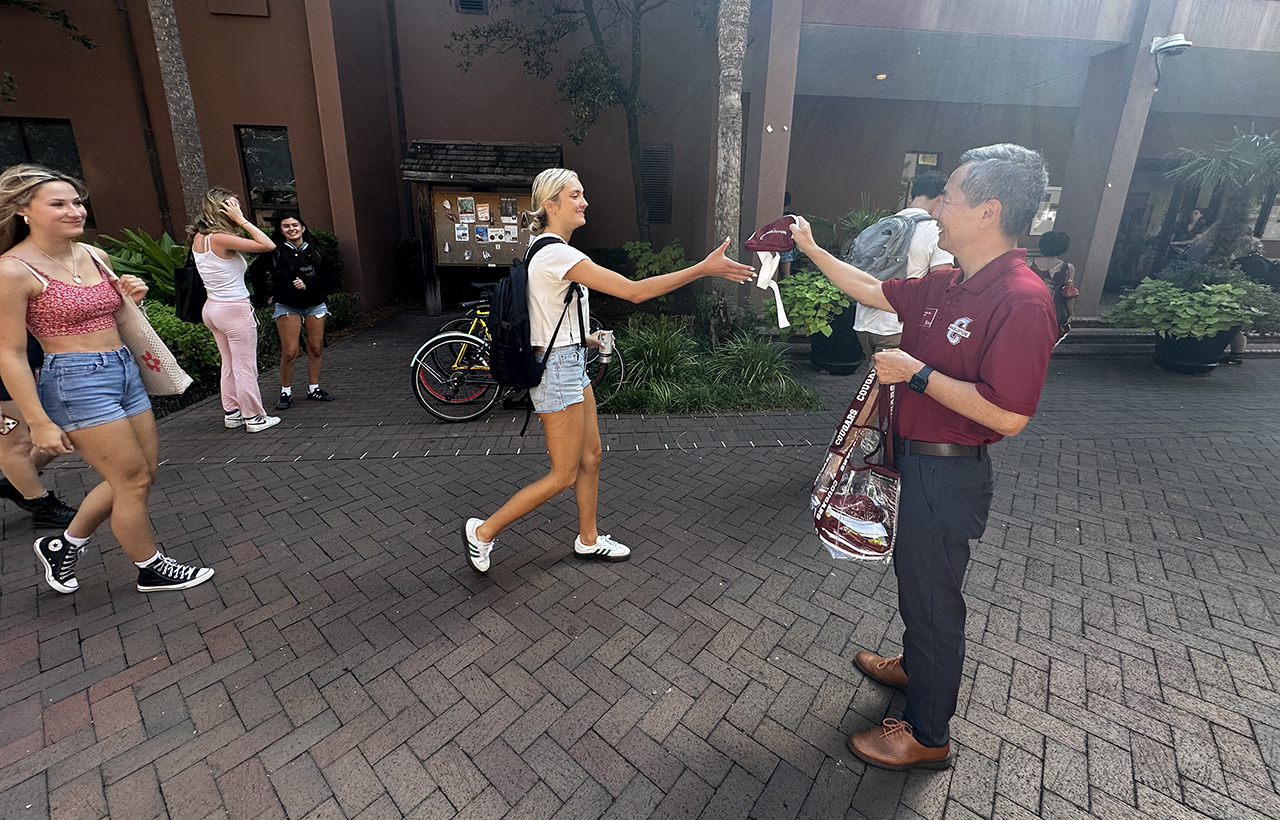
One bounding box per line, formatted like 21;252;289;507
281;387;292;396
134;552;161;568
24;490;51;501
63;531;90;548
308;384;320;394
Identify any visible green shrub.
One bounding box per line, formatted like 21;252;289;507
616;315;699;384
1105;277;1257;338
704;333;794;389
584;246;629;274
778;267;851;338
96;230;188;302
600;314;821;414
310;229;345;288
145;302;221;384
326;292;358;330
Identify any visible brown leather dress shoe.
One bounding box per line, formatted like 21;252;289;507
855;651;908;691
849;719;954;771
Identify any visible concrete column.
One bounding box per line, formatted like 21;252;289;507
1053;0;1178;316
740;0;802;244
303;0;364;297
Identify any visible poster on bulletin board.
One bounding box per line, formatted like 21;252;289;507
431;191;533;266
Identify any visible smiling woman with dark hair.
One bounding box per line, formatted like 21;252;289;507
249;214;338;409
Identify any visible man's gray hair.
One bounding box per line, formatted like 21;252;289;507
957;144;1049;239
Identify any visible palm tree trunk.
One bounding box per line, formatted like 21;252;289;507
712;0;750;262
145;0;208;224
709;0;751;346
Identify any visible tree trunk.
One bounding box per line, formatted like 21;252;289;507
709;0;751;346
145;0;208;225
712;0;750;262
1201;185;1251;267
623;100;651;244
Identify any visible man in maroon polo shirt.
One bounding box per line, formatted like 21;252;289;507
792;143;1059;771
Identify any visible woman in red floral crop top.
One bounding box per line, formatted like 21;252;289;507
0;164;215;595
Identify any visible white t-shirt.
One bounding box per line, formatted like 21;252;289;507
853;207;953;336
527;233;591;348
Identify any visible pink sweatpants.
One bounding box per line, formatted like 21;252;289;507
202;298;266;418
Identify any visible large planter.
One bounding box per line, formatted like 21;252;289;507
809;311;864;374
1152;328;1237;374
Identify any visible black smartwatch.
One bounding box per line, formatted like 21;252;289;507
909;365;934;394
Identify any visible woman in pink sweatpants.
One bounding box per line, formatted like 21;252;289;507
189;188;281;433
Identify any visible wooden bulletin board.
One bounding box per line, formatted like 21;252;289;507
431;191;533;267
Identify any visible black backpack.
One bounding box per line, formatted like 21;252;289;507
844;212;932;281
489;235;584;389
173;248;207;323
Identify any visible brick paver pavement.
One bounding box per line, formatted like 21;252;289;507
2;309;1278;820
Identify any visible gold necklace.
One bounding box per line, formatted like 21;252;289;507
32;243;82;284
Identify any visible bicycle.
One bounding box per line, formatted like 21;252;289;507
411;283;626;422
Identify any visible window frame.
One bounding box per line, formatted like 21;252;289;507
0;116;94;228
233;124;299;228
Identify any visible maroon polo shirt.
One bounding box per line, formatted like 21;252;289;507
881;249;1058;446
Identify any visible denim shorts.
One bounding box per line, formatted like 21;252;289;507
529;344;590;414
273;302;328;319
37;347;152;433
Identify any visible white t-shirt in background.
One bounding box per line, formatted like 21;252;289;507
853;207;953;336
527;232;591;348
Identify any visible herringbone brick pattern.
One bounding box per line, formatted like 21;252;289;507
2;310;1277;819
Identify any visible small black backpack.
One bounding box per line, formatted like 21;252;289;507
489;235;584;389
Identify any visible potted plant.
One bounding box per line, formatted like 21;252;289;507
1104;263;1258;374
780;195;889;373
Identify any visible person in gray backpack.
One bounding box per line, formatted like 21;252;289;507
848;172;953;361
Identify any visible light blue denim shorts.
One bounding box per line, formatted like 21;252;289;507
273;302;328;319
529;344;590;414
37;347;152;433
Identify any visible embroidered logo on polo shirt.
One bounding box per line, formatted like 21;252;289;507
946;317;973;345
920;308;938;328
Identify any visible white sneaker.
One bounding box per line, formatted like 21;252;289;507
464;518;494;572
245;415;281;433
224;410;246;428
574;533;631;562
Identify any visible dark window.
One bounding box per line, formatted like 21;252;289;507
0;117;94;227
641;143;673;225
235;125;297;226
455;0;489;14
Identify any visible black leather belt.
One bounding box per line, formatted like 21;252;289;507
894;438;984;458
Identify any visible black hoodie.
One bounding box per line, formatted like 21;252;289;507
249;236;336;310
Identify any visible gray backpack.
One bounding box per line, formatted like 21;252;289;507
844;213;933;281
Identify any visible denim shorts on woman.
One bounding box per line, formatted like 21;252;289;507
273;302;328;319
529;344;590;414
37;347;151;433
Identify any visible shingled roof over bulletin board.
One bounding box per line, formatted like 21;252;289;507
400;141;563;186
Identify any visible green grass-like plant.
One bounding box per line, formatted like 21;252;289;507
601;314;821;414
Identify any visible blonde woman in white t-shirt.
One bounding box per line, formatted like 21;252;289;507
464;168;754;572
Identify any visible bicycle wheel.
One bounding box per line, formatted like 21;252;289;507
411;333;501;422
589;347;626;405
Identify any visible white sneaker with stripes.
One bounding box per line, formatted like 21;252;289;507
574;533;631;562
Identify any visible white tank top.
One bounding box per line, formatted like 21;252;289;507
193;234;250;301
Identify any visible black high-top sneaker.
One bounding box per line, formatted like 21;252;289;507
34;535;82;594
136;554;215;592
21;492;78;527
